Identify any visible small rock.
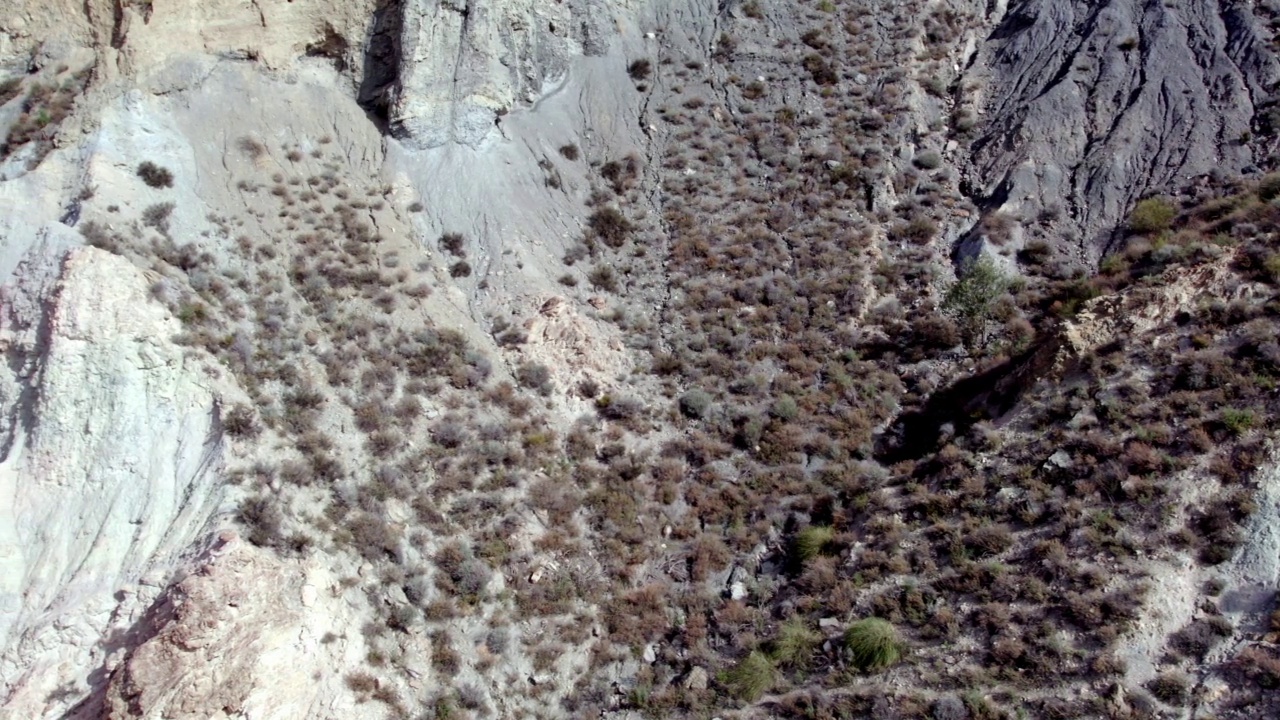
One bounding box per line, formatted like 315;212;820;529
1045;449;1073;469
1067;407;1097;430
818;617;840;631
642;643;657;663
728;581;747;600
683;666;709;691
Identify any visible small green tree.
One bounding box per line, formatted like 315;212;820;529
943;256;1009;340
844;618;902;672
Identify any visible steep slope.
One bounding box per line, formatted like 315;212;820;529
0;1;1279;719
962;0;1280;263
0;248;223;717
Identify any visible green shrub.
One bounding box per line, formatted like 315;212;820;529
943;256;1009;337
721;650;776;702
1128;197;1176;235
678;389;712;419
770;395;799;421
1147;671;1189;706
913;150;943;170
770;617;819;669
1258;173;1280;201
844;618;902;671
1222;408;1256;435
1264;253;1280;283
794;525;834;562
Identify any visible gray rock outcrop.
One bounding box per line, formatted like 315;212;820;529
377;0;616;148
963;0;1280;259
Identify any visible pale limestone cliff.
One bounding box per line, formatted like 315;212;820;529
0;247;223;718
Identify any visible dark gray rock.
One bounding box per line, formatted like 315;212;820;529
963;0;1280;260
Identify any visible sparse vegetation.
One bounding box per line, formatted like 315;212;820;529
137;161;175;189
56;8;1280;719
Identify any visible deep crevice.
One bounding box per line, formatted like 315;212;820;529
357;0;405;133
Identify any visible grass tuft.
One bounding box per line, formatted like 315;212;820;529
844;618;902;672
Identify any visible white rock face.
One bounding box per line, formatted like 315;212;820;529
76;532;366;720
389;0;613;147
0;248;224;717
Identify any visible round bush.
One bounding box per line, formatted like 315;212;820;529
794;525;835;562
1128;197;1176;235
678;389;711;419
844;618;902;672
913;150;943;170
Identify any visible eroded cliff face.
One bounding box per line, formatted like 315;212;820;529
0;0;1279;718
962;0;1280;261
379;0;616;147
0;248;223;717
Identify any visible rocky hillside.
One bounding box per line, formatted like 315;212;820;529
0;1;1278;719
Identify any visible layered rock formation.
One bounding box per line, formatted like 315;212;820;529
377;0;616;147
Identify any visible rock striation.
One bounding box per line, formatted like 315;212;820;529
964;0;1280;258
